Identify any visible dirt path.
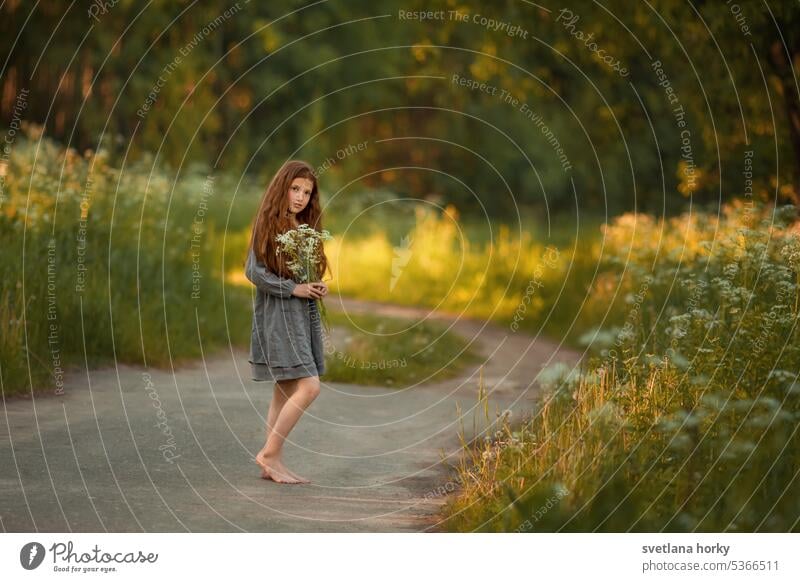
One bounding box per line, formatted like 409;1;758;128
0;298;582;532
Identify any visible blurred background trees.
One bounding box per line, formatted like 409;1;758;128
2;0;798;220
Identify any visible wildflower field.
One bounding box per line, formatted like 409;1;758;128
441;202;800;532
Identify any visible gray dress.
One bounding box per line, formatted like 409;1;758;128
244;247;326;382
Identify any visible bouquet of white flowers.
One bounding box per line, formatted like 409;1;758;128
275;224;333;333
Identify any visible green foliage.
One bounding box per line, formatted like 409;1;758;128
0;132;252;395
2;1;798;216
0;131;478;395
443;201;800;532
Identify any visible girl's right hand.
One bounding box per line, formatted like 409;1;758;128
292;282;326;299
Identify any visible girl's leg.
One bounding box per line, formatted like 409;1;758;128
255;379;306;482
266;379;297;444
257;375;321;484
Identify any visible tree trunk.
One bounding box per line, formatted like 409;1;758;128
769;39;800;204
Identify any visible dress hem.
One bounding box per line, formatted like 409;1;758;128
250;361;325;382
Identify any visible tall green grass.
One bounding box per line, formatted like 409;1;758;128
441;201;800;532
0;132;254;396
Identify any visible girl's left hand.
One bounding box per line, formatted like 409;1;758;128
310;282;328;297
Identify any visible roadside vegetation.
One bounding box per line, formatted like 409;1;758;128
441;202;800;532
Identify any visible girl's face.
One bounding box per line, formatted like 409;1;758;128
287;177;313;215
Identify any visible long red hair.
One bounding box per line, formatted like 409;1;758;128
246;160;329;281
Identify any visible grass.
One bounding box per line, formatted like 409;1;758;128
0;134;253;396
322;308;481;387
2;131;486;396
325;202;602;342
439;200;800;532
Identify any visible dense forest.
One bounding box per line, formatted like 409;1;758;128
2;1;799;217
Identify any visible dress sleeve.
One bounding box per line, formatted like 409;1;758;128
245;247;298;298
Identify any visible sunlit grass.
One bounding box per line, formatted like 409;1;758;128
440;201;800;532
324;203;595;333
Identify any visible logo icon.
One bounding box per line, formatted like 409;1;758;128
20;542;46;570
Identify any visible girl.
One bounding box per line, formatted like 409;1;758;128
244;160;330;484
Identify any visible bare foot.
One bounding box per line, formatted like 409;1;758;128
255;449;309;482
255;452;309;484
280;464;310;484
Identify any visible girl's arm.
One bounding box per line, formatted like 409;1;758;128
245;247;298;298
